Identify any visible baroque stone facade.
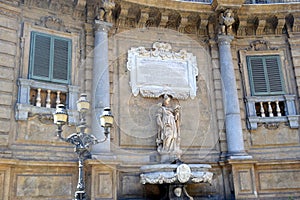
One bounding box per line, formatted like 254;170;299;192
0;0;300;199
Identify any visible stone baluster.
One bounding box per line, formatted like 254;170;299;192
56;91;61;106
260;102;265;117
92;20;112;154
268;101;273;117
217;35;252;159
46;90;51;108
276;101;281;117
36;88;42;107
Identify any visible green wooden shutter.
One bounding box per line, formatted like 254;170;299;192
265;56;284;93
247;55;285;96
29;32;71;84
30;33;51;80
53;38;71;83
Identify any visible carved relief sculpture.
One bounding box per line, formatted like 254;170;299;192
219;9;235;35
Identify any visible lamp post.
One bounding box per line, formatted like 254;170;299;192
53;93;113;200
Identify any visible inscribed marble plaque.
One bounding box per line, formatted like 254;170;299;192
127;42;198;99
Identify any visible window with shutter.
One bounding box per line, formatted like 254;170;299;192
29;32;72;84
247;55;285;96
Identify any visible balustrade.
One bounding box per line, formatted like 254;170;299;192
30;88;66;108
16;78;79;124
246;95;299;129
255;100;285;117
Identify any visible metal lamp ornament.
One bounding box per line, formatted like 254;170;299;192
53;93;113;200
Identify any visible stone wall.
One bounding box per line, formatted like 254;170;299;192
0;0;300;199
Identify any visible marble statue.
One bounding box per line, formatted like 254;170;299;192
219;9;235;35
156;94;181;154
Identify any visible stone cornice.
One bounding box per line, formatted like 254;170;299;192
122;0;213;13
113;0;300;37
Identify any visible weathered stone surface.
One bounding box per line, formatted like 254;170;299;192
0;120;10;133
0;80;13;93
0;0;299;199
251;124;299;146
16;175;73;197
0;106;11;119
0;41;16;55
0;54;15;68
0;67;14;80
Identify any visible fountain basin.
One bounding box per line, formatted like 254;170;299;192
140;163;213;185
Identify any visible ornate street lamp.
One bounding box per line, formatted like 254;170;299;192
53;93;113;200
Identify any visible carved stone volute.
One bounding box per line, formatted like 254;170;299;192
145;7;161;28
165;11;181;30
120;4;140;28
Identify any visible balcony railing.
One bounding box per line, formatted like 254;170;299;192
245;95;299;130
16;78;79;124
245;0;300;4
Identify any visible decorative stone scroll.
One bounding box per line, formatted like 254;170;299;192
127;42;198;99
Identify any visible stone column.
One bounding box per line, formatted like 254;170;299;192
217;35;251;159
92;20;112;154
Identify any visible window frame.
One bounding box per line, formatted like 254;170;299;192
15;22;80;123
29;31;72;84
246;55;285;96
239;48;291;97
239;44;298;130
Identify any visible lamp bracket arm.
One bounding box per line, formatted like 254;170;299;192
56;125;69;142
95;136;108;144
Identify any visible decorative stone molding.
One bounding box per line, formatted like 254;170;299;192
36;16;65;31
140;164;213;184
165;11;181;30
124;4;141;28
26;0;75;15
183;13;200;34
127;42;198;99
73;0;86;18
145;7;161;28
264;122;280;130
246;40;278;51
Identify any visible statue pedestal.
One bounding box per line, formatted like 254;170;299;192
159;150;183;163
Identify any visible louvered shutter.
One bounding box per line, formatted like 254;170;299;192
247;55;285;96
265;56;284;93
29;32;71;84
53;38;71;82
30;33;51;80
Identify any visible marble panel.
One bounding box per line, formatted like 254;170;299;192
127;42;198;99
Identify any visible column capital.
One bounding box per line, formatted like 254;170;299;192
217;35;234;46
94;20;113;33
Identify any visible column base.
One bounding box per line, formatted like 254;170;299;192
91;153;117;162
226;151;253;160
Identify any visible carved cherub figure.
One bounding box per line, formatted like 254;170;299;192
95;0;115;22
219;9;235;35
